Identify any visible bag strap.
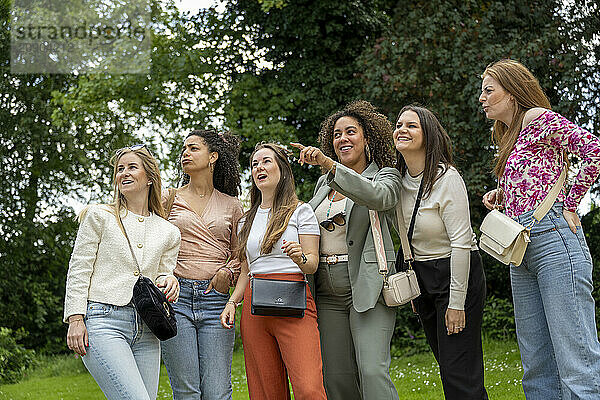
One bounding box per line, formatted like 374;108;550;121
407;179;424;247
369;210;388;276
530;166;566;226
118;213;142;275
393;178;424;270
372;177;424;277
395;201;413;265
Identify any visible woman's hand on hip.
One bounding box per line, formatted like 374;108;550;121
158;276;180;302
206;269;231;295
445;308;466;335
563;209;581;234
66;315;88;356
290;142;334;170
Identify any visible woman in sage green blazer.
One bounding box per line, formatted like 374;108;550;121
291;100;401;400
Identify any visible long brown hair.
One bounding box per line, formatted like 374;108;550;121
483;59;552;177
318;100;395;170
395;105;453;198
236;143;299;262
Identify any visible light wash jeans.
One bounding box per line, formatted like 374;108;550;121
82;301;160;400
511;203;600;400
161;278;234;400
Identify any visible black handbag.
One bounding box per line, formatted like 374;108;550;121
121;216;177;341
250;276;307;318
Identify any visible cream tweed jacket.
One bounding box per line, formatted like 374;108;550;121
64;204;181;322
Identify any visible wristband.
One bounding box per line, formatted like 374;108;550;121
69;318;84;323
227;300;241;308
300;253;308;265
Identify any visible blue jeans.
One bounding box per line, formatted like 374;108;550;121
82;301;160;400
512;203;600;399
161;278;234;400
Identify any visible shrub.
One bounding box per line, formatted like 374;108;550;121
482;296;516;340
0;327;36;384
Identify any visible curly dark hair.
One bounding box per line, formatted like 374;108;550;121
179;129;242;197
318;100;395;170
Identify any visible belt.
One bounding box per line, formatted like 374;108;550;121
319;254;349;265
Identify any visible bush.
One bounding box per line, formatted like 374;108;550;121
482;296;516;340
0;327;36;384
391;305;429;356
581;207;600;333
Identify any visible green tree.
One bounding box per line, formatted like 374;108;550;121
1;0;237;352
216;0;395;198
0;0;119;351
357;0;600;297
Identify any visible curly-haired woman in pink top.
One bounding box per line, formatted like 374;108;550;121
479;59;600;399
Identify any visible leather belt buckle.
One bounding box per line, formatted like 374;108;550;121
326;255;339;265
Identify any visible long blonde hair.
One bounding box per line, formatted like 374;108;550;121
77;146;166;228
236;143;299;262
483;59;552;177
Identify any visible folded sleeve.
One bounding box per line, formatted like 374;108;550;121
327;164;401;211
296;203;320;236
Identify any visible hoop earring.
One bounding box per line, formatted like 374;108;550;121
365;143;371;163
209;163;215;173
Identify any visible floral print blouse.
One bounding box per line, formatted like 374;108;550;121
500;110;600;218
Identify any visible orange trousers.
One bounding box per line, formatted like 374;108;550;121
241;273;327;400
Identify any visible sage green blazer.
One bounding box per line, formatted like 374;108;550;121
308;162;401;312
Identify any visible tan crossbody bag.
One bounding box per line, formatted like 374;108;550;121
369;203;421;307
479;167;566;266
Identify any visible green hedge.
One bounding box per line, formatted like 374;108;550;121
0;327;36;384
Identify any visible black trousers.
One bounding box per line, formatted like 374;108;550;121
413;250;488;400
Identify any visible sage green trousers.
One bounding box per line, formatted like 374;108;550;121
315;261;399;400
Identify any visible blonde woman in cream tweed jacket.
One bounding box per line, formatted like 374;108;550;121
64;146;180;400
63;204;181;321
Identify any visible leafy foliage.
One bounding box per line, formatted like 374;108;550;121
218;0;394;198
0;327;36;384
581;207;600;329
2;0;600;363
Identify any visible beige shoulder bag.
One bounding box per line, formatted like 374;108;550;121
369;202;421;307
479;167;566;266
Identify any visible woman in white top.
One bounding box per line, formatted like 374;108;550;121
64;145;181;400
220;143;327;399
393;105;487;399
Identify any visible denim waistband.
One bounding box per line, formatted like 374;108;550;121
176;277;211;288
513;202;563;224
513;202;566;234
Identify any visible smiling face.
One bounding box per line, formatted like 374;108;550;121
394;110;425;155
251;147;281;194
116;152;150;199
181;135;218;175
479;75;515;123
332;116;368;172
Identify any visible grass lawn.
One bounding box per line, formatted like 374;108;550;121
0;338;524;399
